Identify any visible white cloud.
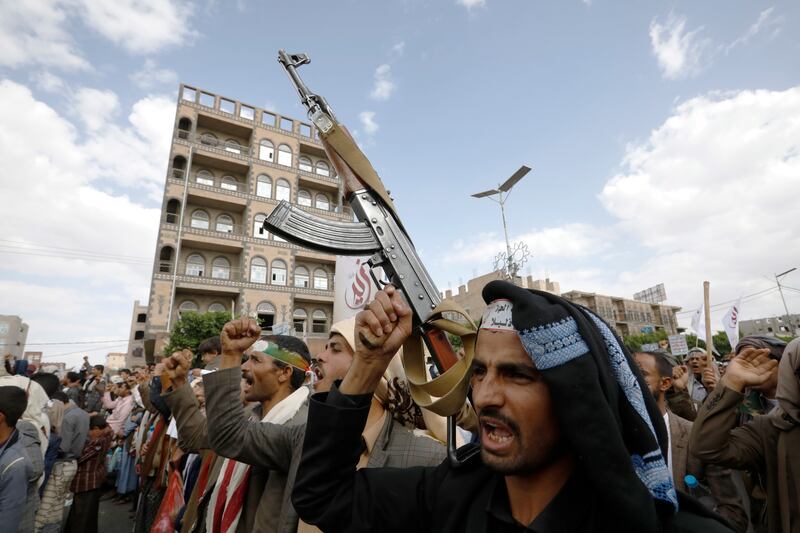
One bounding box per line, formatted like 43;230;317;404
80;0;197;54
369;64;396;101
0;1;90;71
392;41;406;55
72;87;120;131
32;71;67;93
456;0;486;10
649;13;707;79
359;111;379;135
131;59;179;89
0;80;162;366
726;7;783;54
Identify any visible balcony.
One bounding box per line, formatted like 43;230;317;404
176;129;251;165
181;223;246;253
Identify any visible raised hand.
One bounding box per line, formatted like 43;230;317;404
702;363;719;392
221;317;261;358
721;348;777;393
672;364;690;391
163;349;193;388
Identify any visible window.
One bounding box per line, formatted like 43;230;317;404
177;118;192;136
239;105;255;120
271;259;287;285
159;246;174;273
293;308;307;333
182;87;197;102
220;176;238;191
277;144;292;167
280;117;293;132
165;199;180;224
262;112;276;127
298;156;312;172
315;193;329;211
315;161;330;177
257;302;275;329
224;139;242;154
219;98;235;114
190;210;209;229
199;92;215;107
313;268;328;290
200;133;218;147
253;214;269;239
259;140;274;162
256;175;272;198
137;313;146;323
250;257;267;283
297;189;312;207
208;302;227;313
294;266;309;288
299;123;312;137
216;214;234;233
196;170;214;186
179;301;198;317
211;257;230;280
185;254;204;276
276;179;291;202
312;310;327;334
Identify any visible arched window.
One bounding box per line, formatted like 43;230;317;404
297;189;312;207
220;175;238;191
256;174;272;198
178;117;192;132
216;214;234;233
253;213;269;239
256;302;275;329
314;193;329;211
271;259;287;285
165;199;180;224
275;179;291;202
179;300;198;318
211;256;230;280
200;132;218;147
250;257;267;283
159;246;174;273
208;302;227;313
293;308;307;333
172;155;187;178
312;309;328;334
196;169;214;186
294;266;309;288
185;254;204;277
313;268;328;290
224;139;242;155
277;144;292;167
190;209;209;229
315;160;330;177
298;156;312;172
259;140;274;162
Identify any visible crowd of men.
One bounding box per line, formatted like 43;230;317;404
0;281;797;532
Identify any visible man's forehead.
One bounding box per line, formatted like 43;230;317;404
475;329;535;367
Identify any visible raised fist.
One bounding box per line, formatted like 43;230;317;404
672;364;690;391
354;285;412;363
221;317;261;357
163;349;193;388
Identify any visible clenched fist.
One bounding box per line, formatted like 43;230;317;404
221;317;261;359
163;349;193;388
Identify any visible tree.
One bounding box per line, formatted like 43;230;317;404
162;311;231;357
681;332;732;357
622;330;669;353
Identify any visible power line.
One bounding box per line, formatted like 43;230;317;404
0;248;151;266
675;286;779;315
0;339;129;346
0;239;150;261
41;344;130;359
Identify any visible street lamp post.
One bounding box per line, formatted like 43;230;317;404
776;267;796;334
471;165;532;278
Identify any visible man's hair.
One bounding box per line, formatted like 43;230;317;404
66;371;81;383
262;335;311;390
120;368;131;375
30;372;60;398
117;382;130;391
0;386;27;427
89;414;107;429
51;391;69;404
198;336;222;355
637;351;674;380
93;364;105;372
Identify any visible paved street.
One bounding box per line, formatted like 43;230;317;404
97;490;136;533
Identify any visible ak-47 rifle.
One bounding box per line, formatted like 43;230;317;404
265;51;476;465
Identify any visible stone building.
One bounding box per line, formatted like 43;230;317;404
0;315;28;359
126;300;149;368
739;313;800;338
560;290;682;337
143;84;342;356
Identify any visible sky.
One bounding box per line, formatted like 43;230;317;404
1;0;799;367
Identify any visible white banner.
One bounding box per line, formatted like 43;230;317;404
333;256;381;324
722;297;742;352
668;334;689;356
690;306;706;342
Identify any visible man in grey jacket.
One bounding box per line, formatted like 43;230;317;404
0;386;32;533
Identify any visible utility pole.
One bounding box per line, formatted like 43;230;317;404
775;267;796;334
471;165;532;279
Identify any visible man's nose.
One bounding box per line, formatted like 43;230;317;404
472;373;504;411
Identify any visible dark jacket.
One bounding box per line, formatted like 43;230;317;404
292;385;734;533
0;429;32;533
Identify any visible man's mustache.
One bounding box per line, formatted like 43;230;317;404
478;407;520;436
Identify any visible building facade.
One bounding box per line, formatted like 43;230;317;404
126;300;149;368
143;84;341;357
23;352;42;365
442;271;561;323
0;315;29;359
739;313;800;338
106;353;127;371
560;290;682;337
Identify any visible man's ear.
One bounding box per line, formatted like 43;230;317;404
660;375;673;394
278;365;293;384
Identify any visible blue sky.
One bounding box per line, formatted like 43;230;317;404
1;0;799;366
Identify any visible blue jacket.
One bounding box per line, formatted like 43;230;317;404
0;429;33;533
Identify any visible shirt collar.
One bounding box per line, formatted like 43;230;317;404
361;408;388;456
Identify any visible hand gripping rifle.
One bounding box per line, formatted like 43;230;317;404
266;51;476;466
